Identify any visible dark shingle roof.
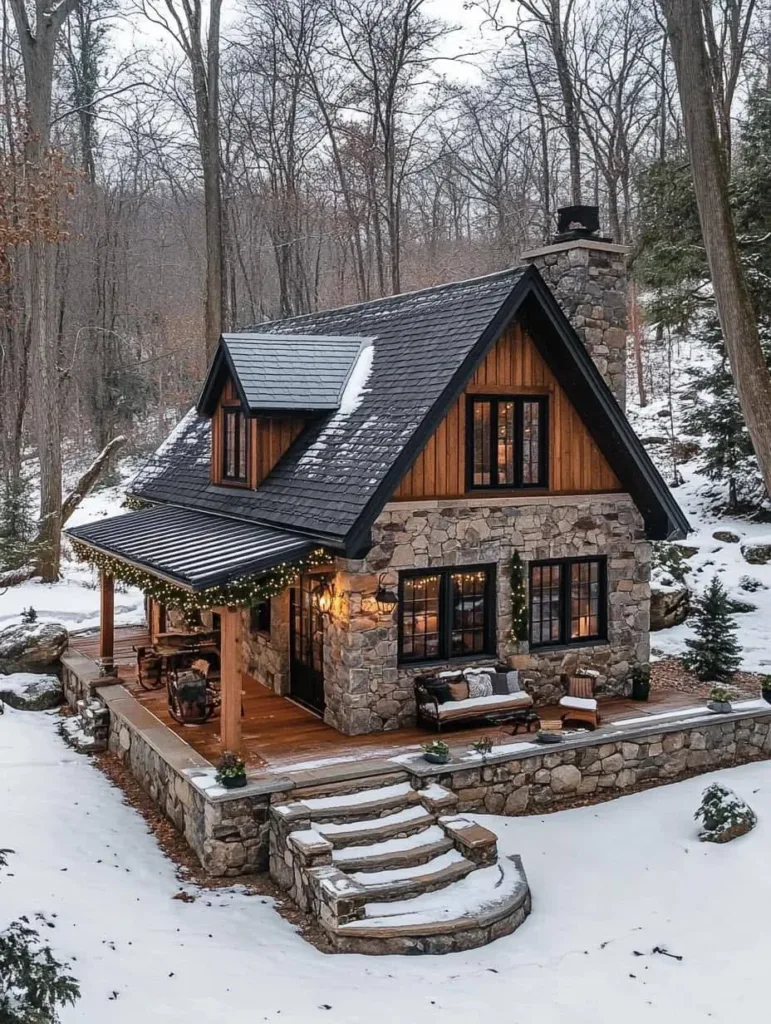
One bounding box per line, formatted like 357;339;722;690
129;266;689;550
199;333;372;413
66;505;316;590
131;268;527;546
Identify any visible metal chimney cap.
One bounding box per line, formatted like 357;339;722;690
554;205;611;243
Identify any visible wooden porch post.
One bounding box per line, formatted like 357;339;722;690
218;607;242;753
99;571;115;675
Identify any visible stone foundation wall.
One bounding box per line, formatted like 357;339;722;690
102;686;272;875
323;493;650;735
424;711;771;816
522;239;629;409
242;591;290;695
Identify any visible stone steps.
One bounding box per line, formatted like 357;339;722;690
289;770;409;802
315;805;435;847
330;855;532;955
269;775;531;955
349;849;475;902
276;781;419;825
332;825;453;872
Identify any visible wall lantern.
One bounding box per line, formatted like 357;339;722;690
375;573;398;615
313;578;334;616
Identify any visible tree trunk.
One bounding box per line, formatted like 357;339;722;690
659;0;771;497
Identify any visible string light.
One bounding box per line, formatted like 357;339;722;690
71;540;332;613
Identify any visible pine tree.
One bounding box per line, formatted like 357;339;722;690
0;476;35;572
683;576;742;681
0;850;80;1023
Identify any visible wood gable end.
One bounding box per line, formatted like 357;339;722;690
209;371;305;489
393;323;621;501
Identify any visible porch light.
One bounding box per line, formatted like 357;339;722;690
314;578;333;615
375;573;398;615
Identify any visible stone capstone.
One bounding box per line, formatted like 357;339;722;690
0;621;68;674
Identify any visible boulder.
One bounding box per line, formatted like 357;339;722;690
712;530;740;544
694;782;757;843
650;585;690;631
0;672;63;710
0;621;68;674
741;539;771;565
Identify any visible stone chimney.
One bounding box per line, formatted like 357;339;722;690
521;205;629;410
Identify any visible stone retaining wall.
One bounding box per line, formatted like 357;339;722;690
420;710;771;816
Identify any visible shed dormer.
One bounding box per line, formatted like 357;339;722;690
198;333;374;489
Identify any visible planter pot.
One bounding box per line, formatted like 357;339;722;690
762;689;771;706
220;774;248;789
422;751;451;765
535;731;563;744
707;701;732;715
631;680;651;702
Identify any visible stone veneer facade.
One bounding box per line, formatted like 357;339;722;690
321;492;650;736
521;239;629;410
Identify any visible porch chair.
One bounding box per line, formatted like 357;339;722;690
167;658;219;725
134;645;163;691
559;672;601;730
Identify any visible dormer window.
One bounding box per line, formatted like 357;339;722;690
222;407;248;483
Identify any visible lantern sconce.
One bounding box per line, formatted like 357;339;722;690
375;573;398;616
313;577;334;616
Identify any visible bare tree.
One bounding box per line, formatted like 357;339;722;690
659;0;771;496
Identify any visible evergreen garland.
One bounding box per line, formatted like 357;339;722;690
71;540;332;613
508;551;529;643
683;575;742;682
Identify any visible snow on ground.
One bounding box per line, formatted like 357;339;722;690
0;459;144;633
3;706;771;1024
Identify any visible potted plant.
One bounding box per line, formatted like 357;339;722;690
707;685;733;714
631;664;651;702
470;735;495;759
215;751;248;788
421;739;451;765
761;675;771;705
535;729;563;745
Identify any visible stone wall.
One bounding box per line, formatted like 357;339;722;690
423;709;771;816
322;492;650;735
101;685;273;875
521;239;629;410
242;591;290;695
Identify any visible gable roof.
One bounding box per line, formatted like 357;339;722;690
130;265;688;552
198;333;373;414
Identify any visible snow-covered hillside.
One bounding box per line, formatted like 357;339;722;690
3;706;770;1024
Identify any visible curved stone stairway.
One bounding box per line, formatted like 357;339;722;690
269;772;531;954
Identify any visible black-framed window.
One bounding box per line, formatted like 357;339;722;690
398;565;496;664
529;557;607;648
467;395;547;489
222;407;248;482
250;600;271;636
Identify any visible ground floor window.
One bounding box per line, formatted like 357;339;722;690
398;565;496;664
529;557;607;648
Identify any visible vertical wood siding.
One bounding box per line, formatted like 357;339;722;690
393;324;621;499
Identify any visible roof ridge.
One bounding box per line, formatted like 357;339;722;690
245;266;524;331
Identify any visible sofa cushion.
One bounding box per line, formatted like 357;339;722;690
506;670;521;694
447;679;470;702
423;691;534;720
468;675;493;699
491;672;509;696
559;695;598;711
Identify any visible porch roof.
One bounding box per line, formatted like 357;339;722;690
65;504;318;591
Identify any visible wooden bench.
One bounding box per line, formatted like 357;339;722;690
415;668;534;733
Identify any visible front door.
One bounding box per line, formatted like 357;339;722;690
290;576;325;715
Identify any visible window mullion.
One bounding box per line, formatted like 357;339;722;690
562;561;570;646
515;398;523;488
490;400;498;488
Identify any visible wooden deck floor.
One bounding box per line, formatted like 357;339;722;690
69;627;702;771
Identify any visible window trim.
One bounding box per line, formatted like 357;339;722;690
221;404;250;485
528;555;608;650
465;394;548;491
397;563;497;665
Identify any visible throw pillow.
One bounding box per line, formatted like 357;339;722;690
506;671;521;694
468;676;493;699
422;678;451;704
491;672;509;696
447;679;470;702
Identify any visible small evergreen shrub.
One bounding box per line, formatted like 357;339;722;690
422;739;450;758
683;576;742;681
470;735;495;756
694;783;757;843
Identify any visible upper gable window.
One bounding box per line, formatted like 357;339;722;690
222;406;248;483
467;396;547;490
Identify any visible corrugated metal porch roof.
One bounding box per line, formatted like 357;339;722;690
65;505;318;591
